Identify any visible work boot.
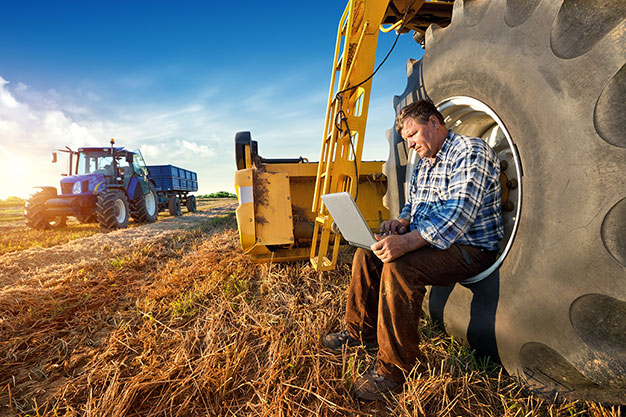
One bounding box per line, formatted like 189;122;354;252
352;367;403;401
322;330;377;352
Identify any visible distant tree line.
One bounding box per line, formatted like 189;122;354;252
197;191;237;198
0;196;26;207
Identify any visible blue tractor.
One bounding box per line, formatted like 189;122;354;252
25;139;158;230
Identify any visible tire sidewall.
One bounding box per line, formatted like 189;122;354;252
97;189;129;229
144;183;158;221
111;190;130;228
186;195;197;213
131;182;158;223
168;196;181;216
418;3;626;397
25;189;56;230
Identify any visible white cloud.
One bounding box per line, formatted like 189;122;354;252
0;76;19;108
0;72;353;200
0;82;98;198
0;75;237;199
139;139;215;161
15;82;29;92
181;139;215;158
0;118;22;137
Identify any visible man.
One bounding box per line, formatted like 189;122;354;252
322;99;504;400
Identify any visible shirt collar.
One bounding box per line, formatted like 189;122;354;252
423;129;454;166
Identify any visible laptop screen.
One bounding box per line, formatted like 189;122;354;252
321;192;376;249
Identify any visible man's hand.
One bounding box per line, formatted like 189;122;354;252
372;234;409;263
379;219;409;236
371;229;429;263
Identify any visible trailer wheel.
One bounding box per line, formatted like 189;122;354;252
168;196;181;216
390;0;625;402
25;189;66;230
96;189;130;230
186;195;197;213
131;182;158;223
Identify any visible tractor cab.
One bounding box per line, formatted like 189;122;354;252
59;147;128;195
75;147;150;180
76;148;128;179
55;145;151;197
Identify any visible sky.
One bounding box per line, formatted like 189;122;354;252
0;1;425;199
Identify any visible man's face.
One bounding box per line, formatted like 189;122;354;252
401;116;441;159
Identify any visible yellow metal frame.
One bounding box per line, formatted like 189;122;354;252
235;150;387;264
310;0;390;271
234;0;452;270
235;161;318;263
380;20;403;33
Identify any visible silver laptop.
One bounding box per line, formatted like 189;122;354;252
321;192;376;249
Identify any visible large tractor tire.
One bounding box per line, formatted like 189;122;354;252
76;214;97;224
96;189;130;230
387;0;626;403
185;195;197;213
24;189;67;230
168;196;181;216
131;182;158;223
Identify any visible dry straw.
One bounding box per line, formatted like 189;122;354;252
0;214;622;416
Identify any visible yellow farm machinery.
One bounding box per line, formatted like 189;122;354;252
234;0;626;404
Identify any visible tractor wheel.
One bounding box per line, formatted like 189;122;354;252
77;214;97;224
25;189;66;230
96;189;130;230
49;216;67;229
168;196;181;216
186;195;197;213
389;0;625;403
131;182;158;223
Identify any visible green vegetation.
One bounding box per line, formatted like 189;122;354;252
0;197;26;224
0;196;25;208
0;208;24;223
198;191;237;198
170;285;207;318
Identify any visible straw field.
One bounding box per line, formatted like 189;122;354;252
0;199;621;416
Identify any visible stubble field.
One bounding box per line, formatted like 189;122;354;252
0;198;621;416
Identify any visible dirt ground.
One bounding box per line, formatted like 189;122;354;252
0;199;621;416
0;199;240;415
0;201;237;288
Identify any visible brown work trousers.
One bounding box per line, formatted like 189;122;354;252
346;244;496;382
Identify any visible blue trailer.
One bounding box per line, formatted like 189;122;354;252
147;165;198;215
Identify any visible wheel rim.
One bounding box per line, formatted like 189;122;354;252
114;199;126;223
145;191;156;215
49;217;62;227
405;96;522;283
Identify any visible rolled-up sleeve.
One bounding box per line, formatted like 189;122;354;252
398;201;412;221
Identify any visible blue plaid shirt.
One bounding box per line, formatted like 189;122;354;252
398;130;504;251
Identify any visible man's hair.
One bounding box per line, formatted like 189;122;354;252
395;100;445;135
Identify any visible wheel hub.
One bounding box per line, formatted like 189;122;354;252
114;199;126;223
145;191;156;215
